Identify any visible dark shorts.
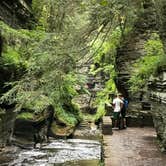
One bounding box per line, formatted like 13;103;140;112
121;107;126;118
113;112;120;120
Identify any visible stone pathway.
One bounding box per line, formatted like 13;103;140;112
103;127;166;166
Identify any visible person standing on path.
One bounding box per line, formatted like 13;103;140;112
112;93;124;129
120;96;128;129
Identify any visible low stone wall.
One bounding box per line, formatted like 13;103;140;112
102;116;112;135
0;109;16;147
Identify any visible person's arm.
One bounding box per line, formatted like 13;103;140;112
112;104;115;109
125;99;129;113
112;99;115;108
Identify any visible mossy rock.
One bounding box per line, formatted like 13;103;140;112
0;109;5;116
16;112;34;120
51;121;74;137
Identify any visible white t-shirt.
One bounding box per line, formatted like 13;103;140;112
113;97;123;112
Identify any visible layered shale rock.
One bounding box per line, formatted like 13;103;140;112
116;0;166;151
0;0;33;28
149;69;166;151
149;0;166;151
116;0;157;107
0;0;33;147
154;0;166;50
0;108;16;147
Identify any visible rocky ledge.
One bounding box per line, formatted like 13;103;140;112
0;0;33;28
149;69;166;151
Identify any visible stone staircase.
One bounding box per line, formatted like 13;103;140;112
73;119;102;140
77;120;91;130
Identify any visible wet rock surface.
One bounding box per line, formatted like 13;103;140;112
151;103;166;151
0;139;101;166
148;69;166;150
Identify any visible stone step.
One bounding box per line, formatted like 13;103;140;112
73;121;102;140
77;121;91;129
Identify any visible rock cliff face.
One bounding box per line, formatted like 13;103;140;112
149;0;166;150
116;0;166;151
0;108;16;147
154;0;166;50
116;0;157;104
0;0;33;147
149;69;166;104
0;0;33;28
149;69;166;151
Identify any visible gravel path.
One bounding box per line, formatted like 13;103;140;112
103;127;166;166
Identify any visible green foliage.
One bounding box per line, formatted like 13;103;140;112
0;20;46;45
91;28;122;66
0;0;148;126
0;108;5;115
100;0;109;6
94;102;106;121
129;33;165;92
0;14;85;125
92;69;116;121
89;28;122;121
1;47;20;65
94;68;116;103
0;21;46;70
0;21;29;41
56;102;82;127
21;93;52;113
1;47;27;68
91;28;121;89
16;112;34;120
32;0;88;33
32;1;49;31
87;0;139;121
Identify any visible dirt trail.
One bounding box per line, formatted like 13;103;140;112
103;127;166;166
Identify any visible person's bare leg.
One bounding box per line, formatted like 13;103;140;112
123;118;127;128
114;120;118;128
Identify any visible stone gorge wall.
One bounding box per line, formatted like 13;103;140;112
0;0;33;60
154;0;166;51
0;108;16;147
0;0;33;29
0;0;166;150
149;69;166;104
0;0;33;147
116;0;166;151
149;70;166;151
116;0;157;104
149;0;166;151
